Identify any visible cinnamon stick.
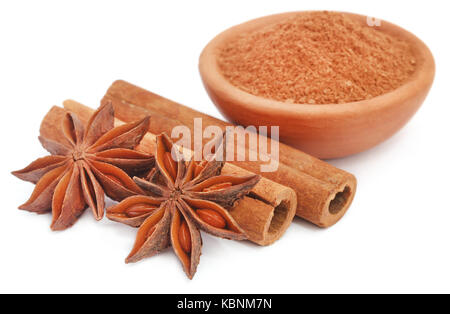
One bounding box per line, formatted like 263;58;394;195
99;80;357;227
53;102;297;246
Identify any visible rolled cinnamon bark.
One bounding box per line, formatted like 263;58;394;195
99;80;357;227
55;102;297;246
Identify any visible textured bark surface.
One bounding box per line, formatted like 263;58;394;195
100;80;357;227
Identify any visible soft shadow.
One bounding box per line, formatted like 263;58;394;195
324;125;413;171
291;216;323;231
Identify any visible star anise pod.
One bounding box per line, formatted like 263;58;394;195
106;133;260;279
12;102;154;230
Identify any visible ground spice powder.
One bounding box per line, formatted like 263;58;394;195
218;12;417;104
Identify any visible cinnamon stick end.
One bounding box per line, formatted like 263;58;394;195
230;192;297;246
318;175;357;228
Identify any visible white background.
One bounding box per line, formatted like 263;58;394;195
0;0;448;294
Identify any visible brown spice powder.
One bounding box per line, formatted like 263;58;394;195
218;11;417;104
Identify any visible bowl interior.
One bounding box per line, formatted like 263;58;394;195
201;11;435;118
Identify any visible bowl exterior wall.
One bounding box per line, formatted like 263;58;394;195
201;77;433;159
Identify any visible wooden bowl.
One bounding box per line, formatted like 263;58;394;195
199;12;435;159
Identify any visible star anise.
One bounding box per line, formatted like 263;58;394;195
106;133;260;279
12;102;154;230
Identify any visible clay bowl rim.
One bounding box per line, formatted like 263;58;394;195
199;11;436;121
